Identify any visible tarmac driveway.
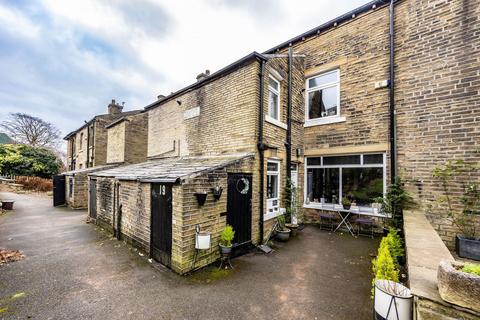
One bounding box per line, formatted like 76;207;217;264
0;192;378;320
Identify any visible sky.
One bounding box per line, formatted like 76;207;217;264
0;0;369;138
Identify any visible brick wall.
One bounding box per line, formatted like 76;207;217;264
107;122;126;164
395;0;480;248
95;177;115;230
65;174;88;209
124;113;148;164
147;62;259;158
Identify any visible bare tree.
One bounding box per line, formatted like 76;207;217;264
0;113;61;148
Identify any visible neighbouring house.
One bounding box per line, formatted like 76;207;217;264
79;0;478;316
58;100;146;209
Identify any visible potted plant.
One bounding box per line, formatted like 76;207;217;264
194;191;208;206
375;177;415;232
276;215;291;242
341;197;352;210
219;224;235;255
433;160;480;261
284;178;299;236
437;260;480;312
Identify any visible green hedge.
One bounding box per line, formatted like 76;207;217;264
0;144;62;178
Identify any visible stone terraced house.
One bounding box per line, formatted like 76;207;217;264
57;0;478;309
59;100;147;209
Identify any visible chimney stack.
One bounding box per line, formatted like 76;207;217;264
196;69;210;82
108;99;123;115
157;94;166;100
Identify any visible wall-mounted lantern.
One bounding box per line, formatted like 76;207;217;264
211;186;223;200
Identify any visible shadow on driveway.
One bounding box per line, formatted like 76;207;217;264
0;192;378;320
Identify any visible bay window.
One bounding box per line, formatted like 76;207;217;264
305;153;386;209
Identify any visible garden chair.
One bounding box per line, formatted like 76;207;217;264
355;216;375;238
319;212;337;231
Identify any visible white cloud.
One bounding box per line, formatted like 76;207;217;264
0;0;370;138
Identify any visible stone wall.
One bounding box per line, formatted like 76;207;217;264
95;177;115;231
395;0;480;248
173;156;257;274
124;113;148;164
65;174;88;209
106;122;126;164
147;62;259;158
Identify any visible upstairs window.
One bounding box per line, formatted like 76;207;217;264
268;76;280;120
306;69;340;122
79;133;84;150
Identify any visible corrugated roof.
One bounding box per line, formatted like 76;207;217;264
90;153;255;183
62;164;120;176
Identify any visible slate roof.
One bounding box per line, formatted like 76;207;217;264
90;153;255;183
62;164;120;176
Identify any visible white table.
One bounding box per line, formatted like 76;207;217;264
332;208;389;237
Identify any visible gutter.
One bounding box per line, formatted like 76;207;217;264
389;0;397;183
264;0;391;54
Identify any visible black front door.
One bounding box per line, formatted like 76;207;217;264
151;183;173;267
227;173;252;246
53;175;66;207
89;179;97;219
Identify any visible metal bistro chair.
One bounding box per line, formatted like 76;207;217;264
319;212;337;231
355;216;376;238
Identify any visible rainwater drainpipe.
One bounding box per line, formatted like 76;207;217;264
286;48;293;184
389;0;397;183
86;124;90;168
257;59;266;243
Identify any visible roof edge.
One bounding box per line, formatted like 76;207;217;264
263;0;392;54
144;52;267;112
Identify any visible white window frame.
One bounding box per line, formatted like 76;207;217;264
267;75;280;121
304;69;345;127
265;159;281;221
303;153;387;212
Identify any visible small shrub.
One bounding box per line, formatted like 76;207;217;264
15;176;53;192
276;215;289;231
220;225;235;247
372;236;400;297
462;263;480;277
385;227;404;259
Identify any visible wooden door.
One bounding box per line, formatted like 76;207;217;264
53;175;66;206
151;183;173;267
227;173;252;246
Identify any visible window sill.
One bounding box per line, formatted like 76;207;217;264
304;116;346;127
264;207;285;221
265;115;288;130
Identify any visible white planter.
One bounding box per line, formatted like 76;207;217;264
374;280;412;320
195;232;211;250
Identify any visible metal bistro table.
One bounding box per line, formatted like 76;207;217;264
332;207;388;237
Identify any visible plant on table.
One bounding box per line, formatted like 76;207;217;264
375;176;415;229
341;196;352;210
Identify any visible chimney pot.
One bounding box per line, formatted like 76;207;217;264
157;94;166;100
196;69;211;82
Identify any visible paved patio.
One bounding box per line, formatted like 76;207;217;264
0;192;378;319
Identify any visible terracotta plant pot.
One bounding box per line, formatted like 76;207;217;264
437;260;480;312
276;229;291;242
